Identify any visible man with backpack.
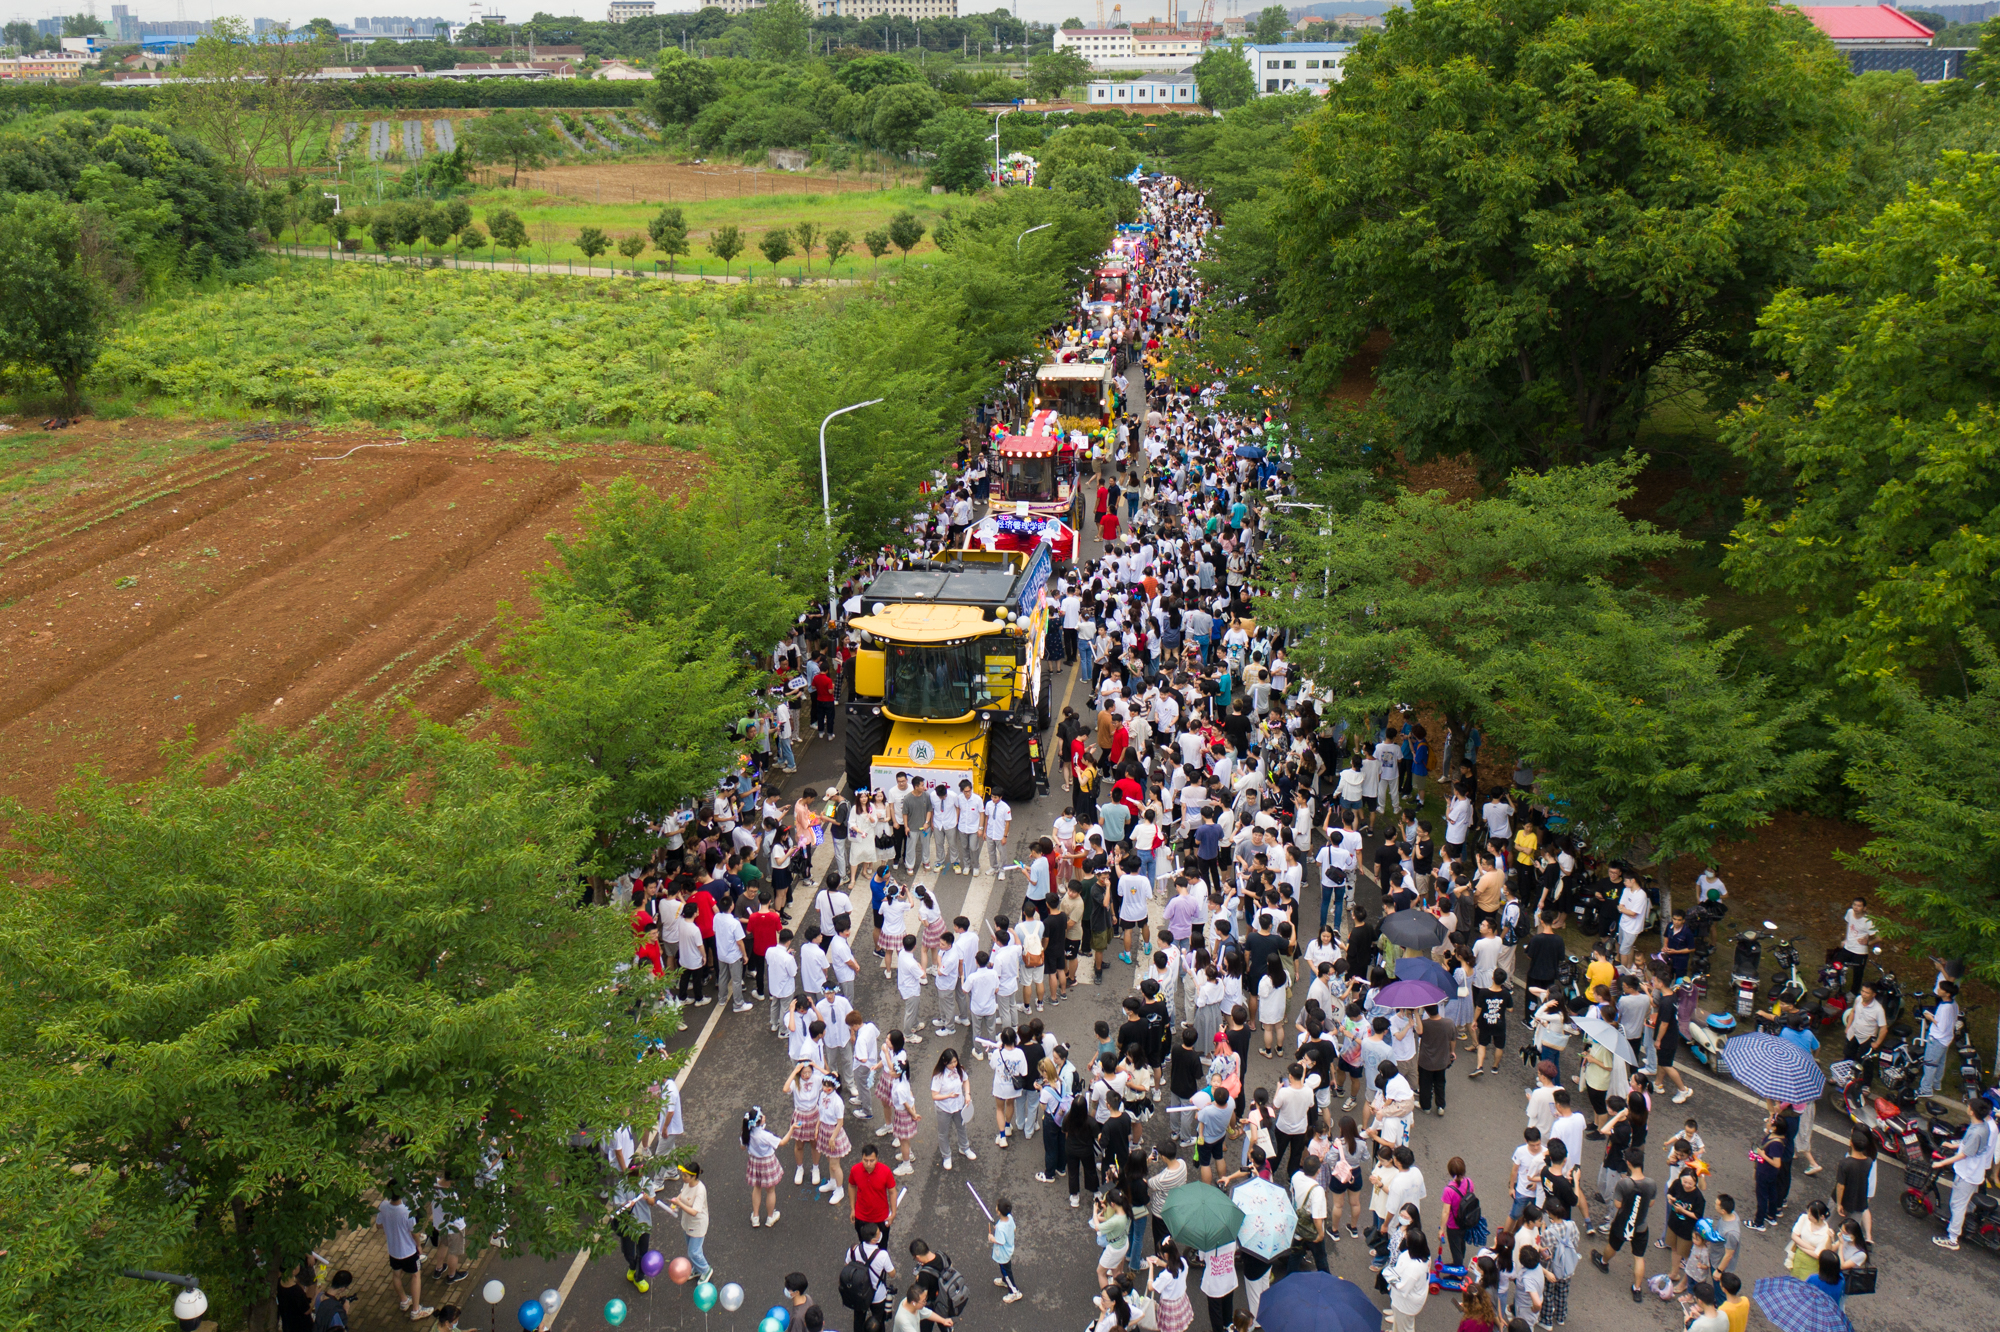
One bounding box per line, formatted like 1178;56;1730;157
839;1223;898;1332
906;1238;970;1324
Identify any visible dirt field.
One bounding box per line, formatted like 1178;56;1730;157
0;418;700;805
491;158;903;204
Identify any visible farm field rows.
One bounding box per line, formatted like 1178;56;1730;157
0;418;700;805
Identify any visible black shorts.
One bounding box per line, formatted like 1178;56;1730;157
1656;1030;1681;1068
1193;1139;1223;1167
1607;1210;1648;1254
389;1252;420;1274
1477;1019;1506;1048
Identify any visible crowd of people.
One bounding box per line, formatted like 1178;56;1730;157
318;174;1988;1332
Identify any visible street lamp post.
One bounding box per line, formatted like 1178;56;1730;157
819;398;885;625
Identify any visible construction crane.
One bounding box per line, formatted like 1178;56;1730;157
1093;0;1105;27
1189;0;1215;37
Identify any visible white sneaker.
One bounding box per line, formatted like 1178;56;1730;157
875;1125;894;1138
996;1133;1009;1146
1070;1194;1081;1209
1672;1088;1693;1104
400;1298;414;1312
941;1157;953;1170
766;1210;780;1227
751;1214;761;1227
812;1164;822;1185
732;1003;755;1013
828;1189;845;1206
794;1165;805;1185
894;1162;914;1176
410;1308;434;1322
818;1178;836;1192
1003;1292;1023;1303
962;1148;977;1161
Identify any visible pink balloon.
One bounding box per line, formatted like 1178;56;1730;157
639;1250;666;1279
666;1256;694;1286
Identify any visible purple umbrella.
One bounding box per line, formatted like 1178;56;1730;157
1376;978;1449;1008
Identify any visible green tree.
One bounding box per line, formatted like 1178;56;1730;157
301;16;340;41
3;19;37;49
477;601;749;869
887;210;925;261
393;202;428;248
444;197;472;235
649;205;690;273
1061;17;1084;29
487;206;528;259
823;226;853;273
1265;455;1687;723
864;227;891;275
618;232;648;269
0;195;111;414
836;52;926;95
1273;0;1855;478
867;80;946;155
1496;593;1828;892
1193;44;1255;110
751;0;810;63
457;222;487;255
709;222;744;278
576;225;609;265
1027;48;1090;101
0;718;673;1329
1723;150;2000;701
464;109;549;187
1252;4;1288;43
924;107;994;194
758;227;795;269
648;47;721;124
1837;630;2000;985
61;12;106;36
419;205;454;256
540;465;841;653
794;219;820;272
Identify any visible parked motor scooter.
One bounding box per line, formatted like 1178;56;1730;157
1729;928;1763;1017
1763;928;1807;1009
1872;964;1905;1025
1832;1066;1929;1168
1810;947;1852;1028
1687;1010;1738;1071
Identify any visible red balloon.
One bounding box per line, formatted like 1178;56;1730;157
667;1257;695;1286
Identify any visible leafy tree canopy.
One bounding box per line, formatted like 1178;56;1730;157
1723;150;2000;702
1274;0;1855;479
1193;44;1255;111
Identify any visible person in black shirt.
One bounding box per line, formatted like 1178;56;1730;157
1346;908;1379;978
1591;1148;1657;1302
1522;911;1567;1014
1221;704;1253;757
1168;1026;1206;1133
1118;997;1149;1063
1100;1099;1134;1167
1139;980;1173;1069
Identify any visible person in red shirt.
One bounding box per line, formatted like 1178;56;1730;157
1100;508;1120;543
1112;774;1144;813
690;885;718;972
635;936;665;979
811;669;837;741
746;894;784;998
847;1142;900;1246
1109;718;1131;767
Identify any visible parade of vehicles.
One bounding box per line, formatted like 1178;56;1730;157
844;541;1054;804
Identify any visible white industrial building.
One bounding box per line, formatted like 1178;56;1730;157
1085;70;1199;105
1241;40;1349;94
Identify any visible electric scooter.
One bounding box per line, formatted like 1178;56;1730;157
1729;928;1762;1017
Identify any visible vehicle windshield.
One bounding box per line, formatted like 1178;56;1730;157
883;639;1000;719
998;455;1054;501
1044;378;1102;417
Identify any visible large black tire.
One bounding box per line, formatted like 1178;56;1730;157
988;717;1036;804
845;705;887;794
1035;678;1051;733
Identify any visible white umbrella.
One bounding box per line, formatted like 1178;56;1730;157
1573;1014;1637;1066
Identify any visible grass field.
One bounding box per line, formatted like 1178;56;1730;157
280;184;957;279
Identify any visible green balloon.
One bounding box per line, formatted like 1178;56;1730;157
761;1320;783;1332
692;1282;719;1313
605;1299;629;1327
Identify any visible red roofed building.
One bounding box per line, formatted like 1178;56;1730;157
1794;5;1934;46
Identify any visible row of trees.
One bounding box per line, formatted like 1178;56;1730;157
1173;0;2000;980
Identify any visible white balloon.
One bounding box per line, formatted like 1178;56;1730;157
482;1280;507;1306
718;1283;745;1313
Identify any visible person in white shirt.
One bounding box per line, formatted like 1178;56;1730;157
374;1184;430;1319
982;795;1012;875
799;928;831;996
714;906;750;1012
1373;737;1403;818
1616;878;1651;965
1510;1128;1547;1218
813;989;856;1089
927;785;951;869
1921;980;1962;1097
952;781;984;872
1481;793;1513;843
764;930;798;1034
933;933;964;1038
965;954;1002;1053
827;929;859;1003
895;937;930;1041
990;1026;1032;1146
1445;789;1473;859
990;923;1023;1032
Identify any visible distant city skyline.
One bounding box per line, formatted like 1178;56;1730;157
5;0;1098;32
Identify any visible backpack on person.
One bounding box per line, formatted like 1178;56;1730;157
838;1251;878;1312
931;1257;971;1318
1452;1185;1488;1246
1500;902;1521;948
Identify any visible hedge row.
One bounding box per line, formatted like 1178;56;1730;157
0;77;651;114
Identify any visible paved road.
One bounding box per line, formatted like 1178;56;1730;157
474;421;1996;1332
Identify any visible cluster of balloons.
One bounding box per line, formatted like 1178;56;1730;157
476;1283;564;1331
481;1260;762;1330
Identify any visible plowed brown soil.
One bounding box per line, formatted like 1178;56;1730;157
0;418;700;805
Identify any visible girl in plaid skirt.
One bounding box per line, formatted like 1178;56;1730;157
1143;1239;1194;1332
816;1073;852;1207
741;1107;793;1229
889;1056;922;1175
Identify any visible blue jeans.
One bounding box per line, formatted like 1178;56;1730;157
774;732;794;768
1320;880;1346;933
1136;846;1157;884
1127;1212;1150;1266
1920;1038;1950;1096
1080;637;1095;684
685;1234;710;1280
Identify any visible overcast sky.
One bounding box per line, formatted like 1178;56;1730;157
17;0;1203;31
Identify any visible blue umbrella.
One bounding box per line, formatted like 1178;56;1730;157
1723;1033;1827;1103
1376;978;1449;1009
1395;956;1453;993
1233;443;1267;459
1752;1276;1853;1332
1256;1272;1378;1332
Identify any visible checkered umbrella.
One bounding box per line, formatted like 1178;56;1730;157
1753;1276;1854;1332
1722;1033;1827;1103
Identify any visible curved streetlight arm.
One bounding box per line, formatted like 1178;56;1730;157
819;398;885;625
1016;222;1053;253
